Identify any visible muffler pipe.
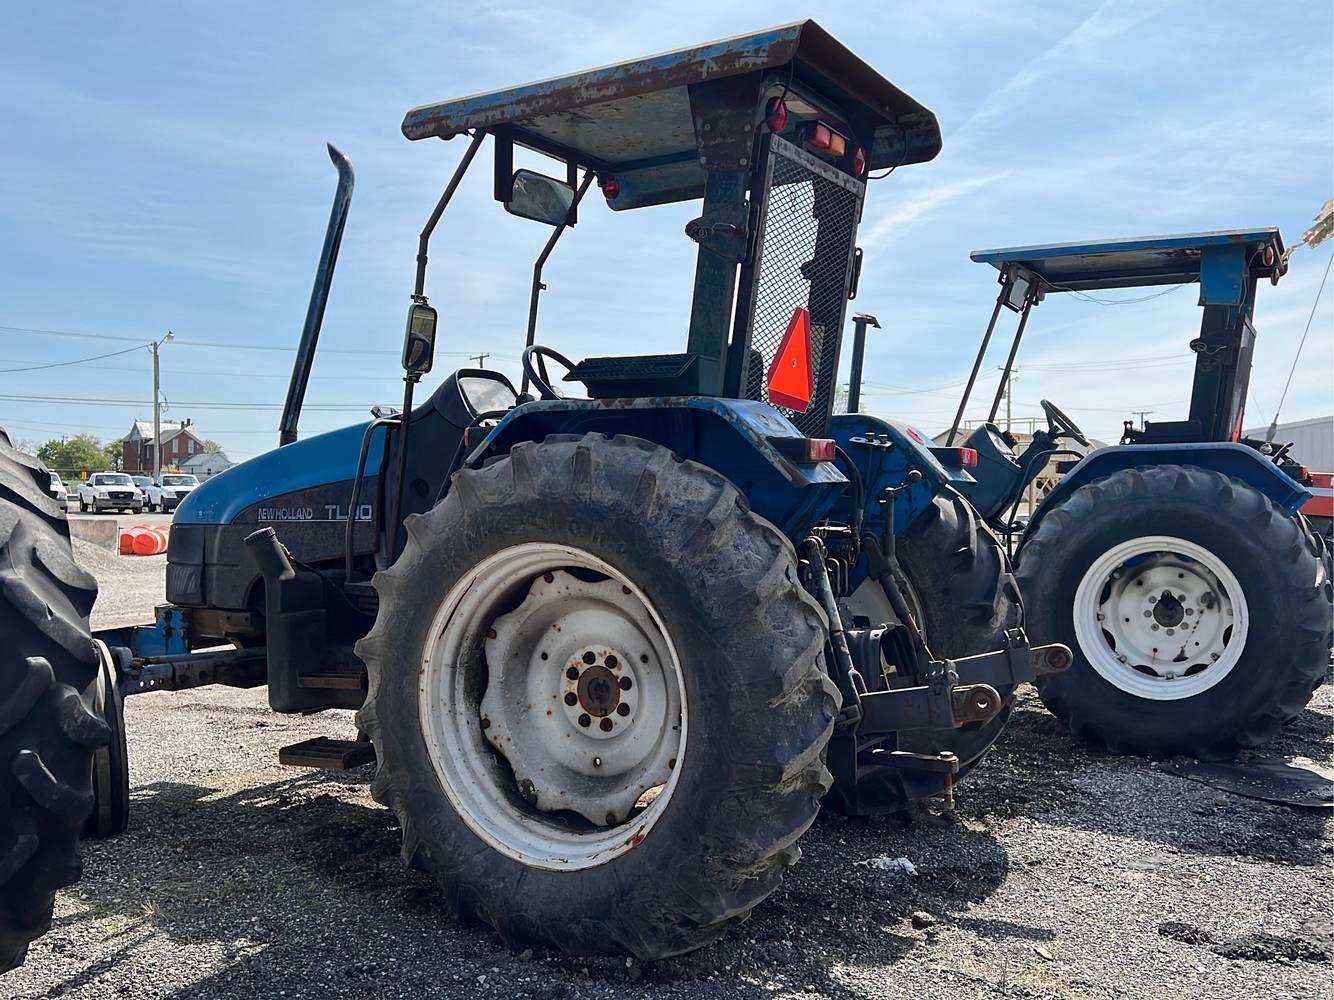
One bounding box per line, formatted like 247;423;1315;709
279;143;355;447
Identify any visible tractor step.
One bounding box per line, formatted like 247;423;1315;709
296;670;366;690
279;736;375;769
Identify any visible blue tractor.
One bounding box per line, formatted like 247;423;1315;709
0;22;1069;963
942;231;1332;759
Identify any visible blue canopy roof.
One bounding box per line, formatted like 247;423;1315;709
402;21;941;175
970;229;1284;291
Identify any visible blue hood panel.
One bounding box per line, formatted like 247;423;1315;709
173;421;384;526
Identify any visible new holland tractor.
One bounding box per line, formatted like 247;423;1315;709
0;22;1070;965
941;231;1333;759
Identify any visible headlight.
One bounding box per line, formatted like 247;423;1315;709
161;489;176;498
94;488;109;497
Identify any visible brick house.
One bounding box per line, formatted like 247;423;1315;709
121;418;206;474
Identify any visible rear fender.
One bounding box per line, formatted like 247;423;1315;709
1024;443;1312;541
830;413;974;539
469;397;848;540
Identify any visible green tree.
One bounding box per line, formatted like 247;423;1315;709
36;435;107;475
198;439;229;460
101;440;123;470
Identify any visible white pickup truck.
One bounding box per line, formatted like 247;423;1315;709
145;473;200;512
78;472;144;514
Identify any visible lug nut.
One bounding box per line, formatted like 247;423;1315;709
1143;610;1152;617
1151;624;1160;631
599;718;614;732
616;703;630;716
606;654;618;669
578;713;591;728
619;676;632;691
566;666;579;680
583;651;596;665
564;692;578;706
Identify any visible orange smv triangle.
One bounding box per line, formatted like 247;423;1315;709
766;306;814;412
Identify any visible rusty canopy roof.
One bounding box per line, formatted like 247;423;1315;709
400;21;941;173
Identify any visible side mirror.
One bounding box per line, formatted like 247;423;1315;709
402;302;438;375
505;169;575;226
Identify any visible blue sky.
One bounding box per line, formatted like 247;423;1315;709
2;1;1330;462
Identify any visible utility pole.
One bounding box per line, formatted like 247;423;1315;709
1132;409;1153;429
1002;367;1018;433
149;331;174;478
469;352;490;367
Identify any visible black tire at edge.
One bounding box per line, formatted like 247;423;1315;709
0;439;107;974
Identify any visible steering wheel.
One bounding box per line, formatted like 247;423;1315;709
1040;398;1090;448
522;345;576;401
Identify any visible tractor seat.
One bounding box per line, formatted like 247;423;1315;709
564;353;702;398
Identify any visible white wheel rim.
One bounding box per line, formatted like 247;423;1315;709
1072;534;1249;701
418;543;686;871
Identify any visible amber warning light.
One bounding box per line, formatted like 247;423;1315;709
766;307;814;412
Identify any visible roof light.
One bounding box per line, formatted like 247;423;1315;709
765;96;788;133
806;123;833;150
600;176;620;200
1262;245;1276;267
826;132;846;157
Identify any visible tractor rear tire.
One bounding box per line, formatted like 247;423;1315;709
827;491;1023;812
0;440;107;974
1018;465;1332;758
356;434;837;958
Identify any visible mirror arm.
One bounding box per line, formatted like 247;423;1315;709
522;171;596;394
414;130;486;300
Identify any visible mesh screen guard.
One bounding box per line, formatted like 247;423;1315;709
733;135;864;437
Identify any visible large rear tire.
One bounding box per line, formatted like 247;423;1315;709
356;434;837;958
828;491;1022;811
1018;465;1332;757
0;440;107;974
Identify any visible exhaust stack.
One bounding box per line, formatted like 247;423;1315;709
279;143;355;447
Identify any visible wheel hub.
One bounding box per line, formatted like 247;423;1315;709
479;570;680;826
1073;535;1248;701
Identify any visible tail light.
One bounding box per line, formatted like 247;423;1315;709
600;176;620;200
806;438;837;462
765;96;788;133
1262;245;1276;267
766;436;837;464
851;146;867;177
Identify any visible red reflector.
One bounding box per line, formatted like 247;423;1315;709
957;447;978;467
765;96;788;132
808;123;833;150
807;438;836;463
852;146;867;177
1262;245;1276;267
601;177;620;199
766;307;814;412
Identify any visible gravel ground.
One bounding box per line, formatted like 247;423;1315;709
8;549;1331;1000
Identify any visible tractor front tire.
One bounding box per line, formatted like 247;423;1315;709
356;434;837;958
1018;465;1332;758
0;442;106;974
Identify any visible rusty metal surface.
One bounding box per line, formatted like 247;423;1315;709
401;20;941;171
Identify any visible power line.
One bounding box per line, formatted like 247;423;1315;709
0;342;150;374
0;393;389;412
1270;249;1333;428
0;324;517;361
